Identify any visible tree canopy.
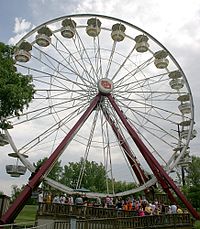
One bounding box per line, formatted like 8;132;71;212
0;42;35;129
187;156;200;187
33;157;136;194
182;156;200;209
61;159;107;192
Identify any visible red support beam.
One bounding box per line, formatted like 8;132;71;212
107;94;200;220
102;109;148;185
0;94;101;224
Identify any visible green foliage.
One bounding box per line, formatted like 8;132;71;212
33;157;137;194
34;157;63;181
182;156;200;209
33;157;63;192
194;220;200;229
187;156;200;186
0;42;35;127
13;157;137;199
108;180;137;193
61;158;107;192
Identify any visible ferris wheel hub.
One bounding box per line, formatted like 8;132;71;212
98;78;114;94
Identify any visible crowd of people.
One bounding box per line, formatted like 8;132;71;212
38;192;186;217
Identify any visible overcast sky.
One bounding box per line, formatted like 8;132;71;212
0;0;200;196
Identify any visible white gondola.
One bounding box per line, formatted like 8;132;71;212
154;50;169;69
177;94;189;102
86;18;101;37
178;157;192;167
14;50;31;62
36;26;52;47
14;41;32;62
169;78;184;90
178;102;191;114
6;165;27;177
177;151;192;166
169;70;182;79
179;120;191;127
180;129;197;140
111;23;126;42
61;18;76;38
135;35;149;52
173;144;189;152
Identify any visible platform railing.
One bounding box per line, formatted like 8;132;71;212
37;203;194;228
37;203;138;218
54;214;194;229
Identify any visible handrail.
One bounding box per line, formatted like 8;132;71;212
0;221;35;229
38;203;138;218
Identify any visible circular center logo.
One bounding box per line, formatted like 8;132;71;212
98;78;114;94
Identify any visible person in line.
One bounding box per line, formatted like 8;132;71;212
177;205;183;214
75;195;83;205
170;203;177;214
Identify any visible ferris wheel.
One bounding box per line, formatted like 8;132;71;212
3;14;197;197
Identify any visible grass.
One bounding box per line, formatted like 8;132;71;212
194;221;200;229
15;205;37;224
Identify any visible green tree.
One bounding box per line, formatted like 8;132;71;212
182;156;200;209
61;158;137;193
35;157;138;194
34;157;63;193
0;42;35;128
108;180;137;193
187;156;200;186
61;158;107;192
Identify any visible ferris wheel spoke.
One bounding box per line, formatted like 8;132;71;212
101;107;147;185
115;90;179;103
18;98;91;154
105;41;117;79
122;76;170;96
114;71;169;92
32;46;93;91
73;31;99;83
114;56;154;88
99;110;109;193
111;44;136;81
99;109;115;194
11;94;89;126
16;63;86;92
34;75;90;96
114;98;180;146
115;93;184;120
93;36;103;79
128;119;170;165
76;107;100;189
29;56;88;92
35;89;86;99
51;33;96;87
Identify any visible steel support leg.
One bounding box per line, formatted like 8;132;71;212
102;109;148;185
107;94;200;220
0;94;101;224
